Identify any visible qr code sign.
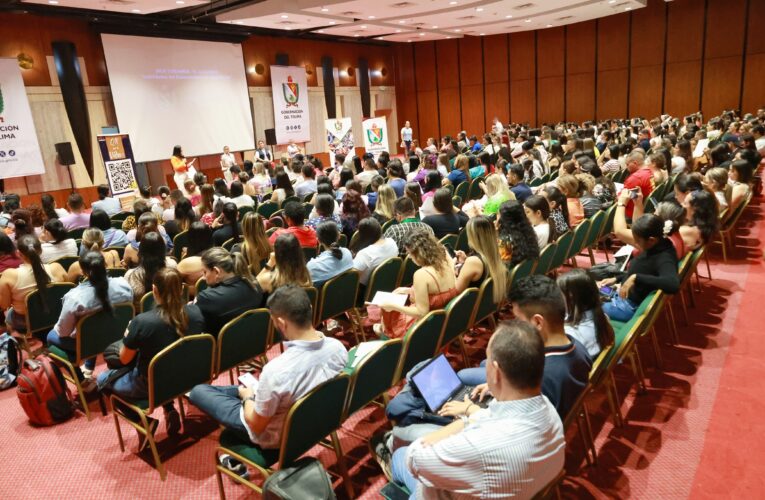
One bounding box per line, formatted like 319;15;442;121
106;159;137;195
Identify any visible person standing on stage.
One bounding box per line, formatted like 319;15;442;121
170;145;196;194
255;140;272;162
400;121;413;157
220;146;237;183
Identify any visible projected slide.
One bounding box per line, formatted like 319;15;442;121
101;34;254;163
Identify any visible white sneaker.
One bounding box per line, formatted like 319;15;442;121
80;365;94;379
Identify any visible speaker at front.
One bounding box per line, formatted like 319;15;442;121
265;129;277;146
55;142;76;166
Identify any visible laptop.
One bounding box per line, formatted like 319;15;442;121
410;354;492;413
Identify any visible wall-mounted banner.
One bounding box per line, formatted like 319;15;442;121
325;117;354;167
362;116;388;160
271;65;311;145
97;133;138;197
0;58;45;179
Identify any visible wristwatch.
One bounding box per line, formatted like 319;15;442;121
459;415;469;426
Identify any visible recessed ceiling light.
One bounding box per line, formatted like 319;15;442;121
419;33;425;36
480;32;485;35
454;28;461;32
234;20;244;24
354;34;360;37
399;20;406;23
368;15;375;19
625;6;631;10
546;24;552;27
505;14;513;18
361;25;367;28
449;1;457;4
525;19;531;22
432;25;438;28
608;0;616;3
281;14;289;18
132;9;141;12
446;36;452;38
407;39;412;42
48;0;58;4
377;36;384;40
396;29;402;32
175;0;184;4
321;7;329;11
475;7;483;11
318;29;324;33
329;21;335;24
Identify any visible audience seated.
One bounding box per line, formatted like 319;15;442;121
372;184;396;224
454;216;508;300
352;217;398;287
540;185;571;236
67;228;121;282
47;251;133;380
124;212;172;267
211;202;241;247
1;235;68;332
40;193;68;221
59;193;90;231
383;197;434;257
0;233;22;272
195;248;264;336
268;201;318;248
340;188;371;240
189;285;347;478
421;188;469;239
230;212;270;274
91;184;122;217
524;195;552;247
89;209;129;249
306;193;341;230
256;233;312;294
227;181;255;209
557;269;615;357
39;219;78;263
124;232;176;307
307;221;353;287
378;231;457;338
176;221;215;288
496;200;540;266
164;198;196;240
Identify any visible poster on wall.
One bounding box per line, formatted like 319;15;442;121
0;58;45;180
325;117;354;167
270;65;311;145
97;133;138;198
362;117;389;160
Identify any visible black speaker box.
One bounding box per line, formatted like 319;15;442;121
265;129;277;146
55;142;76;166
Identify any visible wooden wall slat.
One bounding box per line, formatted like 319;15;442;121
459;37;485;135
566;20;596;122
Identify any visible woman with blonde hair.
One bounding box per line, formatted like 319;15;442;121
372;184;397;224
556;174;585;227
703;167;729;209
67;228;121;281
444;154;470;186
454;216;508;304
468;173;514;217
96;267;204;435
378;231;458;338
232;212;270;274
248;161;273;198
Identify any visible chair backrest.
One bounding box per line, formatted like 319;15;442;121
279;374;350;467
104;246;126;260
76;302;134;362
172;231;189;260
438;234;458;249
439;288;479;350
148;333;215;411
533;243;557;275
566;219;591;260
454;181;470;201
67;228;86;241
529;177;544;187
238;206;254;220
216;309;272;375
303;286;318;325
347;230;360;250
365;257;403;302
222;237;239;251
345;339;403;417
398;256;419;287
381;218;397;233
51;255;79;272
472;277;497;326
549;231;573;270
395;310;447;383
316;270;360;324
452;195;462;208
338;233;348;248
509;259;536;287
600;204;617;238
140;291;156;313
455;228;469;252
106;267;127;278
583;210;605;248
603;291;660;368
24;283;77;336
111;211;132;222
257;201;280;219
302;246;318;261
195;277;208;295
282;196;300;207
467;177;484;200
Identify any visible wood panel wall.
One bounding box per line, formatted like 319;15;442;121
393;0;765;136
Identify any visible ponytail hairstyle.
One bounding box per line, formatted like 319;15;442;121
43;218;69;244
542;185;570;229
316;221;342;259
16;235;50;310
137;232;167;295
185;221;214;257
82;228;105;253
221;202;240;242
201;247;256;288
153;267;188;335
173;198;196;232
40;194;59;221
135;211;159;243
654;201;686;238
12;209;34;240
557;269;614;353
80;251;113;315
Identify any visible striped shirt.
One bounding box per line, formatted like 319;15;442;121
406;395;565;499
383;220;434;257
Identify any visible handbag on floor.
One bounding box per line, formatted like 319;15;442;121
0;333;20;390
263;457;336;500
16;349;74;426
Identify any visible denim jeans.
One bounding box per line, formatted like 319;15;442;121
391;446;418;499
603;296;638;322
457;359;487;386
46;329;95;373
97;367;175;412
188;385;249;440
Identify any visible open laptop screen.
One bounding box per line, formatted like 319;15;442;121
411;354;463;412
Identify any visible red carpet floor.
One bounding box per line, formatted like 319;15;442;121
1;204;762;499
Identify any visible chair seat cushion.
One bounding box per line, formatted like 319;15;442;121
47;345;73;363
219;428;279;468
609;319;626;334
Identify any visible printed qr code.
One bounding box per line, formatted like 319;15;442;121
107;159;136;193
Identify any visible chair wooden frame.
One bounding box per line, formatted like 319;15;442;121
438;288;479;367
215;309;272;384
16;282;76;353
110;334;215;481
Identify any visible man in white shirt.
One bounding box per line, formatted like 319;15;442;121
91;184;122;216
388;320;565;498
225;181;255;209
220;146;237;183
752;125;765;153
295;164;318;199
255;140;273;162
189;285;347;477
492;117;504;135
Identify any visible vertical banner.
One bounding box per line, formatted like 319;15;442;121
97;134;138;200
325;117;354;167
0;58;45;179
362;116;389;160
270;65;311;145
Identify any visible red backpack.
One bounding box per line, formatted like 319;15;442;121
16;351;74;426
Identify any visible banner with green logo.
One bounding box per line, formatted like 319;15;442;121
362;116;388;160
270;65;311;145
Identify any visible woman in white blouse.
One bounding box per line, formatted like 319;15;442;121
351;217;398;287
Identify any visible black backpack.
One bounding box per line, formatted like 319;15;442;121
0;333;20;390
263;457;336;500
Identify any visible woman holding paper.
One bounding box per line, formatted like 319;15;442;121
170;145;196;193
376;231;457;338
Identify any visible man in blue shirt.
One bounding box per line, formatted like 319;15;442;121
91;185;122;217
506;163;533;203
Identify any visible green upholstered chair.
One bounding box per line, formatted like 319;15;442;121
216;309;272;383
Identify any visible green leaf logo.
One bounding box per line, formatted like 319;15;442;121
0;85;4;115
